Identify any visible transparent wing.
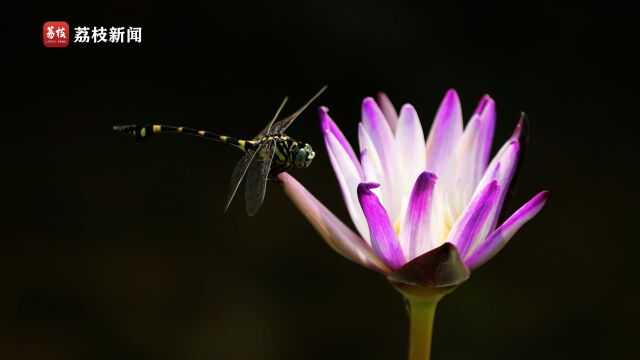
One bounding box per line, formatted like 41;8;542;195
271;85;327;134
224;147;261;213
254;97;289;139
244;139;276;216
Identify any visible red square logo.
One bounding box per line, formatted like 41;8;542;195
43;21;69;48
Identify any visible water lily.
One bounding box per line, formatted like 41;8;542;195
277;89;548;359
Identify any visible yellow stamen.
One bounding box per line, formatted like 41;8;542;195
394;219;402;236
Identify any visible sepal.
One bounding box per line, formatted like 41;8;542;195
388;243;470;300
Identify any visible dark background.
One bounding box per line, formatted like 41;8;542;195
4;1;636;359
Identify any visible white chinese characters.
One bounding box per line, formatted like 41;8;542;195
47;26;66;40
46;26;55;39
73;26;143;44
92;27;108;43
109;27;125;43
127;27;142;43
56;27;66;39
74;27;90;43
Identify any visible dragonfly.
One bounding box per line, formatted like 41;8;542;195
113;86;327;216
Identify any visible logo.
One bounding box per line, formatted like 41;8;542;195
43;22;143;48
43;21;69;48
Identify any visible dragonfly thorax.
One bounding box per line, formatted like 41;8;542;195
254;134;314;170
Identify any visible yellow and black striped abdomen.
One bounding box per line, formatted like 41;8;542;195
112;124;252;152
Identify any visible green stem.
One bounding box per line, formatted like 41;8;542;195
407;297;438;360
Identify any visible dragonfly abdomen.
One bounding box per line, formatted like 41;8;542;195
113;124;252;151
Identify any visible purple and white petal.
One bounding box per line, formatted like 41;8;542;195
360;149;383;200
449;96;496;215
358;123;389;208
425;89;463;176
358;122;400;222
465;191;549;269
476;117;526;193
471;141;520;240
277;173;390;273
475;141;520;199
319;106;363;178
479;114;525;186
498;113;529;223
362;98;402;220
395;104;427;198
324;131;370;244
399;172;438;261
361;98;396;172
358;183;406;270
447;180;501;259
510;113;528;142
377;92;399;133
474;95;496;168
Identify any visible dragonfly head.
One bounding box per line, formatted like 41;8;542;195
293;142;315;169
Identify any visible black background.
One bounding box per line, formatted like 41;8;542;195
4;1;637;359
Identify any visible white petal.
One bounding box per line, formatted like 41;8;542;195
360;149;383;200
325;131;370;245
449;115;485;217
395;104;427;199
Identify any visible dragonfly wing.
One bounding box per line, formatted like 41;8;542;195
254;97;288;139
225;147;261;213
245;139;276;216
271;85;327;134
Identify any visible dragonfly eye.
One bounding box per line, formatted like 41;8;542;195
294;143;315;169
